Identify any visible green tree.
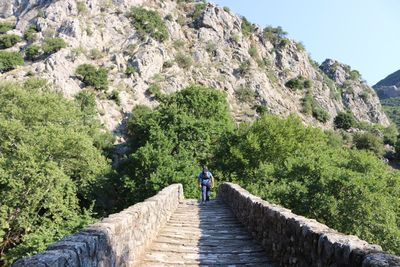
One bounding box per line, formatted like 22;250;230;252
0;51;24;73
42;38;67;55
0;22;14;34
25;44;41;60
215;114;400;255
128;7;169;42
76;64;108;90
353;132;384;157
117;85;234;207
24;25;39;42
334;111;356;130
0;34;21;49
0;81;111;264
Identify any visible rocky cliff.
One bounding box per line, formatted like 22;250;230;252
373;69;400;99
0;0;389;139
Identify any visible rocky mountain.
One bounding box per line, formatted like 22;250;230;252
0;0;389;141
373;69;400;99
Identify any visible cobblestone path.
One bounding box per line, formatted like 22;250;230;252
139;199;275;266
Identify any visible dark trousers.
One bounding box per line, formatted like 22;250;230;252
201;179;210;202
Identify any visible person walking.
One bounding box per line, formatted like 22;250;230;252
198;165;214;204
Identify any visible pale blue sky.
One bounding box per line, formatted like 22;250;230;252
211;0;400;85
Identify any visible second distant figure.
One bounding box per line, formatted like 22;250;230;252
198;165;214;204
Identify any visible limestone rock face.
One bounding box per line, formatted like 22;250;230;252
373;69;400;99
320;59;389;125
0;0;390;134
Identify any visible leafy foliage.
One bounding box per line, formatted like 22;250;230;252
353;132;384;157
191;3;206;20
76;64;109;90
175;52;193;69
0;81;111;264
116;85;234;206
235;85;256;103
334;112;356;130
0;51;24;73
42;38;67;55
25;44;41;60
215;114;400;255
285;76;312;90
24;25;39;42
263;25;287;45
0;22;14;34
128;7;169;42
241;17;256;36
0;34;21;49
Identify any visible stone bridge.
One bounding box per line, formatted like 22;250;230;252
13;183;400;267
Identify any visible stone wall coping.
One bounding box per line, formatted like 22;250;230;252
218;182;400;267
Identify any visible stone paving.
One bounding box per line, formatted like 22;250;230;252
139;199;275;266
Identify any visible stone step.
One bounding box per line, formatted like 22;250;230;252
138;199;275;266
150;242;265;254
143;251;273;265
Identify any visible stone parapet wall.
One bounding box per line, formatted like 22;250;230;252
218;182;400;267
13;184;184;267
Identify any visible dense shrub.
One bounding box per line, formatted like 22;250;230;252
241;16;256;36
312;105;330;123
108;90;121;106
353;132;384;157
285;76;312;90
334;112;356;130
0;34;21;49
248;45;258;58
25;44;41;60
117;85;234;205
0;81;111;264
76;1;87;14
0;51;24;72
128;7;169;42
235;85;256;103
76;64;108;90
238;60;251;75
175;52;193;69
147;83;161;96
263;25;287;45
42;38;67;54
0;22;14;34
125;65;137;76
191;3;206;20
24;25;39;42
215;114;400;255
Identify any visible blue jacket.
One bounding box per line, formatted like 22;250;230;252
198;171;213;183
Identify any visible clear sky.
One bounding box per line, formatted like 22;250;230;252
210;0;400;86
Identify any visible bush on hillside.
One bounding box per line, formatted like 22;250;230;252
285;76;312;90
24;25;39;42
42;37;67;54
334;112;356;130
0;34;21;49
128;7;169;42
76;64;108;90
241;16;256;36
0;22;14;34
215;114;400;255
191;3;206;20
0;51;24;72
235;85;256;103
175;52;192;69
25;44;41;60
353;132;384;157
263;25;287;45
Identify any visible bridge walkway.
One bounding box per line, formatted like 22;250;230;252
139;199;276;266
